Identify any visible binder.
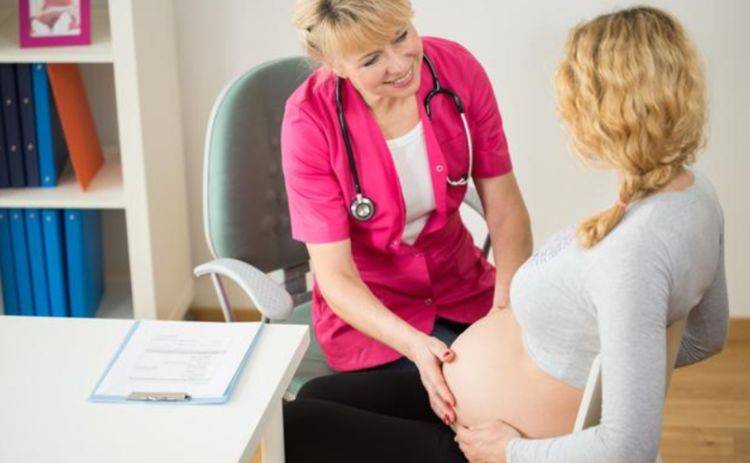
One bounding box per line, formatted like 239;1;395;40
32;63;68;188
0;210;19;315
0;107;8;188
25;209;50;316
42;209;68;317
0;65;25;187
47;64;103;190
16;64;40;187
9;210;34;315
65;209;103;317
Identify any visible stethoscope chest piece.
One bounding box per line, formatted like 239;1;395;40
351;194;375;221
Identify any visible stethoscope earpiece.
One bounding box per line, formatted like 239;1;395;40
337;52;472;222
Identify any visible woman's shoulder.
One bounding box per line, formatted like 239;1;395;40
588;170;724;273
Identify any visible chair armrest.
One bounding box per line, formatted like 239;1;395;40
194;258;294;321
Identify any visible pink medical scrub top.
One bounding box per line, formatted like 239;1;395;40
281;36;512;371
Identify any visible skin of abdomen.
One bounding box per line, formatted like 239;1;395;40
443;308;584;438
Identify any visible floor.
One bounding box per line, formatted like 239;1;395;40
238;317;750;463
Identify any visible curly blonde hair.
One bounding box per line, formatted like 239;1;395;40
292;0;413;64
555;6;707;248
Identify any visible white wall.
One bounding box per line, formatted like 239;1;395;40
174;0;750;317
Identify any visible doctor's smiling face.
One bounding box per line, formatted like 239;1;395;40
331;22;423;104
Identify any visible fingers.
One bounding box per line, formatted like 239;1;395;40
428;392;453;425
454;424;472;443
427;337;455;363
428;364;456;408
424;379;455;423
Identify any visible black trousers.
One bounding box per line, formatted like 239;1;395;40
283;370;467;463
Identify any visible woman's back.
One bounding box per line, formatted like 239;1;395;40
513;169;727;389
444;170;728;448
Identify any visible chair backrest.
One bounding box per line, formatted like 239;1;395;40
203;57;312;273
573;318;688;432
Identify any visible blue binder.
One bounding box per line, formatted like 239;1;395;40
9;210;34;315
0;65;25;187
65;210;103;318
25;209;50;316
42;209;68;317
16;65;40;187
32;63;68;188
0;108;8;188
0;210;19;315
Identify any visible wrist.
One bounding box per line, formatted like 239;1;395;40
401;329;428;360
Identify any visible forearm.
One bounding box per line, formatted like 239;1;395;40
317;272;424;357
488;209;532;299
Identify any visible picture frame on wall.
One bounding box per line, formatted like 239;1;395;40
18;0;91;48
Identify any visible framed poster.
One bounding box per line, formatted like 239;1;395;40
18;0;91;48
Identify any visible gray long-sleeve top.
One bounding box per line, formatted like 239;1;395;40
506;170;729;463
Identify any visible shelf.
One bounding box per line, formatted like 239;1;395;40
0;158;124;210
0;278;134;319
0;7;112;63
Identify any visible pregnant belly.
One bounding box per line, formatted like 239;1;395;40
442;308;583;438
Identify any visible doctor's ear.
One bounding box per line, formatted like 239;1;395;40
325;58;348;79
328;64;346;79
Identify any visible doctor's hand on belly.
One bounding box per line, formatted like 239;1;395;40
307;240;459;424
404;331;458;425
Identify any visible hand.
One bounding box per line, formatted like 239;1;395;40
454;420;521;463
406;333;457;425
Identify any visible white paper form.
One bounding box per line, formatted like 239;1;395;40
92;320;262;401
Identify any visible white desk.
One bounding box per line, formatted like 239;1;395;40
0;316;309;463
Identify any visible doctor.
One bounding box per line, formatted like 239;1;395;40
281;0;531;423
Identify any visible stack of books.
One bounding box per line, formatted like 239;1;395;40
0;208;103;317
0;63;105;317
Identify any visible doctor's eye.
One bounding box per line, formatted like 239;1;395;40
363;54;380;67
394;29;408;43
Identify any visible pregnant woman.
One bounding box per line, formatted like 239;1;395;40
284;6;729;463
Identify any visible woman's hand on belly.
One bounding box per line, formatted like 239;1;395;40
405;332;459;425
454;420;522;463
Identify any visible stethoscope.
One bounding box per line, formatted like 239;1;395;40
336;53;474;222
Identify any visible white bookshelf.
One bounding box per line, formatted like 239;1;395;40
0;149;123;209
0;7;112;63
0;1;194;321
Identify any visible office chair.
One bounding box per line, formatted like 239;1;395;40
194;57;491;398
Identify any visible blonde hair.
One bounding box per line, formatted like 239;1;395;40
555;6;707;248
292;0;413;64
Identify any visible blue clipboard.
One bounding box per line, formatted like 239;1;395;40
89;320;265;404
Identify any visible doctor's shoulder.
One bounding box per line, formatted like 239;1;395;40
421;35;487;78
285;65;337;117
282;67;338;148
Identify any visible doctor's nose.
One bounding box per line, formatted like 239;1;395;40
383;51;413;78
